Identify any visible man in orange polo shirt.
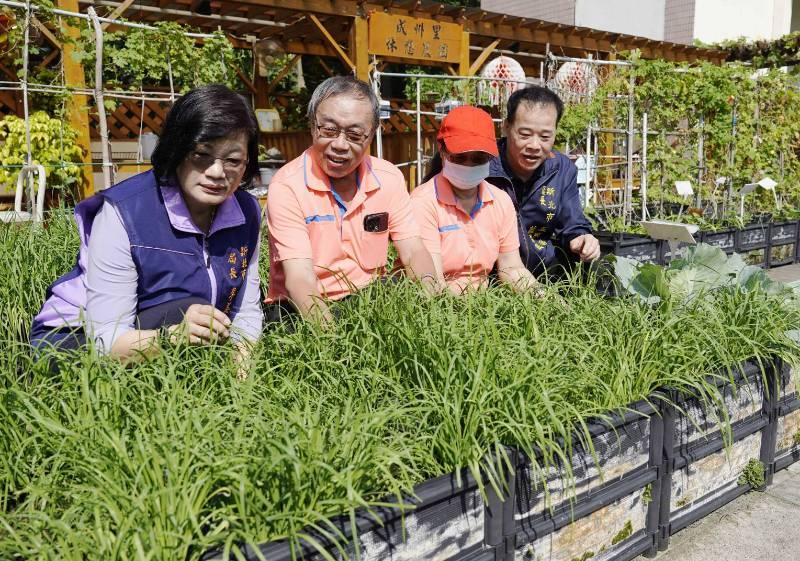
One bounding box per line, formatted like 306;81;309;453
266;76;439;323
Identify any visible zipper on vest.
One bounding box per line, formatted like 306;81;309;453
204;236;211;268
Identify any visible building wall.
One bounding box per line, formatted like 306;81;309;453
693;0;791;43
792;0;800;31
664;0;696;44
480;0;575;25
574;0;665;40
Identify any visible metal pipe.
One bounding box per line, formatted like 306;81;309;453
696;114;704;207
371;71;383;160
416;78;422;186
641;112;648;219
88;7;114;189
624;73;635;225
377;71;529;86
584;124;592;208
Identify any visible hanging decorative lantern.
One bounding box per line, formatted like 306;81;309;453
549;61;599;103
478;56;527;107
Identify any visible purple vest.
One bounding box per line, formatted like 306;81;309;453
32;171;260;332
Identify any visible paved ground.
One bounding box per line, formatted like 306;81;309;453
635;463;800;561
633;263;800;561
767;263;800;285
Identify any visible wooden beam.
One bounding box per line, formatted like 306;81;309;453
308;13;355;70
317;57;335;76
236;66;257;94
58;0;94;198
37;49;61;71
100;0;137;30
349;15;369;81
458;31;470;76
284;39;337;58
31;17;61;50
467;38;499;76
266;54;299;94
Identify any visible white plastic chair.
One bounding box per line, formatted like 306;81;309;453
0;164;46;224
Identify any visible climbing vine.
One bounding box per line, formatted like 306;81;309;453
554;53;800;219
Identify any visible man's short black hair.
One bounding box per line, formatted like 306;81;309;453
506;86;564;126
151;84;260;186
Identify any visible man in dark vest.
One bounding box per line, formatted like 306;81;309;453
486;86;600;277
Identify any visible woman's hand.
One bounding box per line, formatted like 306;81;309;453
174;304;232;344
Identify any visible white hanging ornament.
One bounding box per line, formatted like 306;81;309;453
478;56;527;107
549;61;598;103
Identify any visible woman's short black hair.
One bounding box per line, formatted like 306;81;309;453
151;84;260;186
506;86;564;126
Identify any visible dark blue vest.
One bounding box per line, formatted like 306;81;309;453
43;171;260;321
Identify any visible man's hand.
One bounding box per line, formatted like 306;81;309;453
178;304;232;344
569;234;601;262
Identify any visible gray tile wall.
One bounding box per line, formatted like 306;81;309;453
481;0;576;25
664;0;696;44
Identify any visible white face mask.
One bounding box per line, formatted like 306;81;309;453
442;159;490;190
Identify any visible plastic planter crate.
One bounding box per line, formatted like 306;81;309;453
774;360;800;473
740;247;768;268
510;401;662;561
205;470;491;561
737;222;770;251
657;361;771;549
672;361;766;452
699;229;737;254
770;220;798;245
770;242;797;267
769;218;799;266
597;232;660;264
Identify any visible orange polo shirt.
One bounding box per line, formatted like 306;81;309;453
411;174;519;293
266;150;419;303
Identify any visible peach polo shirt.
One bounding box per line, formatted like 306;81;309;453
266;150;419;302
411;174;519;292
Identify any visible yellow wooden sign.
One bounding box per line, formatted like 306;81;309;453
368;12;462;64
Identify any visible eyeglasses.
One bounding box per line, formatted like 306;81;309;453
187;151;248;172
315;123;371;145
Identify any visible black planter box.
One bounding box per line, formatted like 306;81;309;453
774;398;800;473
597;232;660;264
741;247;768;268
672;361;767;454
511;401;662;561
770;242;797;267
204;469;491;561
699;229;737;254
736;222;770;251
770;220;799;244
656;361;777;551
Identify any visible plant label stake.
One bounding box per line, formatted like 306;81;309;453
739;183;759;219
641;220;699;259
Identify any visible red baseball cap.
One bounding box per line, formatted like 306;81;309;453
437;105;499;157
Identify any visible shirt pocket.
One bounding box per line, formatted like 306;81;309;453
358;229;390;271
438;224;471;274
305;214;342;268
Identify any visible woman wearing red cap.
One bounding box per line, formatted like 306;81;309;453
411;106;540;294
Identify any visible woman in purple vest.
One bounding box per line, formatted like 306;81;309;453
30;85;263;361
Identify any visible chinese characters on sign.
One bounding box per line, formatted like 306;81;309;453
368;12;461;64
